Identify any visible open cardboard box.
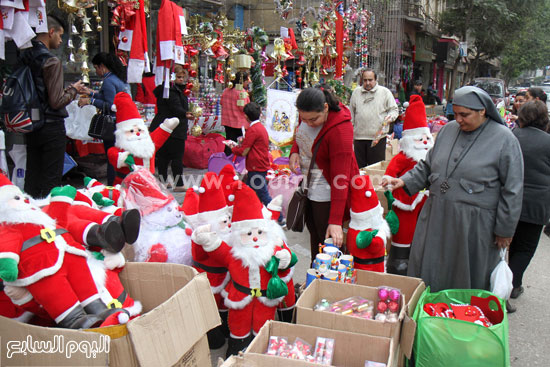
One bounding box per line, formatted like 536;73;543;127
361;160;390;187
0;263;220;367
355;270;425;366
296;280;415;366
385;139;400;161
220;321;394;367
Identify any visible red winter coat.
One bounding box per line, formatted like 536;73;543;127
291;103;359;225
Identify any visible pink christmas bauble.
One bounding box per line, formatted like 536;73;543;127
378;288;389;301
389;289;400;301
377;301;387;313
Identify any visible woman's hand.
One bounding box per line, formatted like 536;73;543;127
381;177;404;191
78;97;91;107
186;112;194;119
326;224;344;247
495;235;512;249
289;153;301;174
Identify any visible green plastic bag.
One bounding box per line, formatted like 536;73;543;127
412;288;509;367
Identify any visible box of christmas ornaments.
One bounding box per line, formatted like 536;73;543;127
0;263;220;367
221;320;393;366
295;279;417;366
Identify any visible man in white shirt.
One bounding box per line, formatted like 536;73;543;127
350;68;399;168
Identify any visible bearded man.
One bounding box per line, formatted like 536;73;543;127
383;95;433;275
107;92;180;185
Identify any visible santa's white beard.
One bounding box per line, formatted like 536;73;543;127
400;134;433;162
115;129;155;159
0;205;56;228
229;232;275;269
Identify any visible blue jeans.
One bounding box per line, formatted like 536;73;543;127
245;171;272;206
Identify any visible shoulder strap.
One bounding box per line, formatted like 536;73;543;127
303;136;323;194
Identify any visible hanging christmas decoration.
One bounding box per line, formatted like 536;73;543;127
274;0;293;20
246;26;268;106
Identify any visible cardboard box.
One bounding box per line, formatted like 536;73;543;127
295;280;415;366
0;263;220;367
385;139;400;161
361;160;390;187
220;321;393;366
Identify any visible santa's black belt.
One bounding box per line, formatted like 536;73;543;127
21;229;68;251
193;261;227;274
107;290;127;309
116;171;128;179
232;280;267;298
353;255;385;265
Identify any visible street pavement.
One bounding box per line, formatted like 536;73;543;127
171;168;550;366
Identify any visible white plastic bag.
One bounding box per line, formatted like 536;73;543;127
490;248;513;300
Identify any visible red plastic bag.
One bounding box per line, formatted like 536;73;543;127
183;133;225;169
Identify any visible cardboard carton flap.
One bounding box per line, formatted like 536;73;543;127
0;316;109;366
127;270;220;366
400;314;416;359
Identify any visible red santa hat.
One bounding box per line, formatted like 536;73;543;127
112;92;146;132
0;173;21;203
218;164;239;205
74;191;93;207
197;172;228;221
230;183;268;233
122;170;173;216
402;95;429;137
180;187;199;221
350;175;380;214
267;194;283;221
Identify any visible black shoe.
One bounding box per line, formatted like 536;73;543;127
386;246;411;276
510;286;524;299
108;209;141;245
277;308;295;323
85;221;125;253
506;300;516;314
544;225;550;238
225;336;252;358
206;326;226;349
57;305;104;329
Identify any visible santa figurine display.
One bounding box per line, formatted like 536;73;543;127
191;172;233;349
121;169;193;265
383;95;433;275
108;92;180;185
346;175;399;272
192;183;297;357
0;174;121;329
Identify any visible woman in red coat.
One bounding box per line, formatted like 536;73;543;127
290;85;359;261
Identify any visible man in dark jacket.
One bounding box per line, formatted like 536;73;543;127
21;15;84;198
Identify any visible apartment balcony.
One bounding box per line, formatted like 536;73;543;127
402;1;424;26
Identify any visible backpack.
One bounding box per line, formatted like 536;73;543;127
1;64;44;133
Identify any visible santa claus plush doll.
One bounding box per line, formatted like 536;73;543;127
108;92;180;185
81;176;124;215
192;183;296;357
0;174;119;328
346;175;398;272
191;172;233;349
121;169;192;265
383;95;433;275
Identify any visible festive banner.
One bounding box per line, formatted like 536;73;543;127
265;89;299;146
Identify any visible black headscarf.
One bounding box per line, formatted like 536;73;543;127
453;86;504;125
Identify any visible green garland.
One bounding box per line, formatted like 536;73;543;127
248;26;269;107
327;79;353;105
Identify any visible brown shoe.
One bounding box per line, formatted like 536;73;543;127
510;286;524;299
173;186;187;192
506;300;516;314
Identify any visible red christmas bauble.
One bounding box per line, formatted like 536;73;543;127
122;36;128;43
189;49;199;57
296;70;301;76
297;77;302;83
189;70;197;77
182;63;190;69
186;82;194;90
184;89;192;96
120;25;125;32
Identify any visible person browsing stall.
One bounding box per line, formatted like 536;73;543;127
290;86;360;257
382;86;524;292
231;102;272;206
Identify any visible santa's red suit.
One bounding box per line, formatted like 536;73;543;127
107;92;179;185
0;220;100;324
346;175;391;272
384;95;433;275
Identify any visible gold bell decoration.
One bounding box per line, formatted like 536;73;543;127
190;124;202;137
270;38;288;61
58;0;78;13
81;60;89;72
71;24;79;35
92;8;98;16
227;81;233;88
82;74;90;84
192;105;203;119
69;53;76;62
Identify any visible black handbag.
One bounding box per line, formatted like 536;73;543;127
88;104;115;141
286;137;323;232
